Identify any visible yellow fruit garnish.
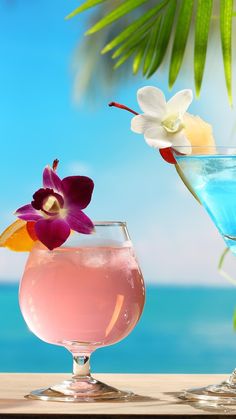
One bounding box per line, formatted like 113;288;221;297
183;113;215;152
175;113;216;203
0;219;36;252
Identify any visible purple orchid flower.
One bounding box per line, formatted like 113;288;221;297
15;163;94;250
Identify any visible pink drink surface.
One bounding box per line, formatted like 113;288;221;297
19;245;145;348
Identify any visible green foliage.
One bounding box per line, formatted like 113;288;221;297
220;0;233;105
67;0;235;103
113;47;136;69
101;2;167;54
65;0;107;20
147;1;176;78
233;308;236;331
169;0;194;88
85;0;150;35
133;41;146;75
194;0;213;96
142;16;161;76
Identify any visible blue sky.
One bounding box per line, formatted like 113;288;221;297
1;1;236;285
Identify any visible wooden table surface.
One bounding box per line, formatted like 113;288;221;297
0;373;235;417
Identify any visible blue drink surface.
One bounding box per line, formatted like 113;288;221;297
176;155;236;253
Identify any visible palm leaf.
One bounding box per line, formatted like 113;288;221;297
142;16;161;75
71;2;134;104
113;47;136;69
65;0;107;20
133;40;147;75
101;1;168;54
147;0;176;78
169;0;194;88
111;20;153;59
69;1;235;104
194;0;213;96
85;0;149;35
220;0;233;105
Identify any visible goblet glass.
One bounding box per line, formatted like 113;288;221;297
19;221;145;402
174;146;236;404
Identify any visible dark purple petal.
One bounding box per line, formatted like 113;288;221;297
62;176;94;209
35;218;70;250
43;166;63;193
66;206;94;234
15;204;42;221
31;188;64;212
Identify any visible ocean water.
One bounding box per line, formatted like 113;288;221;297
1;283;236;374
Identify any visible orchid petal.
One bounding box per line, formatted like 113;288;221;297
137;86;166;118
131;114;159;134
171;132;192;154
144;126;172;149
167;89;193;117
15;204;42;221
66;206;94;234
35;218;70;250
43;166;63;193
31;188;64;212
62;176;94;209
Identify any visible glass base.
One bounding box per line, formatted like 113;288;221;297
26;376;134;402
179;372;236;405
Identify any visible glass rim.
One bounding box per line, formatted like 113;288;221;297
93;221;127;227
174;146;236;149
172;146;236;156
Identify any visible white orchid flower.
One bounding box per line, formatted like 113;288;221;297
131;86;193;155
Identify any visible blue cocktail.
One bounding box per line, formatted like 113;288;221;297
176;153;236;254
174;147;236;404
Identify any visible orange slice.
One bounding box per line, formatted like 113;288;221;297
0;219;37;251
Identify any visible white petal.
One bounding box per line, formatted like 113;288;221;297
131;114;159;134
144;126;172;149
172;132;192;154
137;86;166;118
167;89;193;116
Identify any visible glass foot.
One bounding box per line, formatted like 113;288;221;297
26;376;134;402
179;371;236;405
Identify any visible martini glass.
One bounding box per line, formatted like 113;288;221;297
19;221;145;402
174;146;236;404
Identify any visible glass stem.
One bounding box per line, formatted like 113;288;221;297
227;369;236;386
72;354;91;379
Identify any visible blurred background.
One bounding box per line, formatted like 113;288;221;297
1;0;236;374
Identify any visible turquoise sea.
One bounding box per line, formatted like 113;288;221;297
1;284;236;374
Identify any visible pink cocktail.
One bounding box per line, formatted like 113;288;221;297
19;222;145;402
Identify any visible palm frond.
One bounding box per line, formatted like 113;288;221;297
132;40;146;75
169;0;194;88
85;0;149;35
101;1;168;54
68;0;235;104
65;0;107;20
147;0;176;78
194;0;213;96
111;15;155;60
220;0;233;105
142;16;161;76
113;46;136;69
71;1;134;104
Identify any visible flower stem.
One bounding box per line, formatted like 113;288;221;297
108;102;139;116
